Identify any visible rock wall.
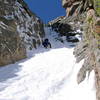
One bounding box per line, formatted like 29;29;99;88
0;0;45;66
48;0;93;44
48;15;83;43
48;1;100;99
62;0;85;16
64;0;100;100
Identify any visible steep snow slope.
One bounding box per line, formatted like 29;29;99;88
0;27;96;100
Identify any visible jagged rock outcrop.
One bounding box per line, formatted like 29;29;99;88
48;0;95;44
48;15;83;43
0;0;45;66
62;0;93;16
53;0;100;100
0;17;26;66
69;0;100;100
62;0;82;16
48;0;86;43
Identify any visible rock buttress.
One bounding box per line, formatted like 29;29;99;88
0;0;45;66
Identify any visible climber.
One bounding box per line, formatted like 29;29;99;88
42;38;52;48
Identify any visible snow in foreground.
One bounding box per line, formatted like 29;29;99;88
0;28;96;100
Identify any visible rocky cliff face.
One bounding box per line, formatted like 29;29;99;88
61;0;100;100
48;16;82;43
48;0;94;44
0;0;45;66
48;0;85;44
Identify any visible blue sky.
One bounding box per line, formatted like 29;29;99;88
24;0;65;23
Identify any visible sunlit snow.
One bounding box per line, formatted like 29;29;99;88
0;27;96;100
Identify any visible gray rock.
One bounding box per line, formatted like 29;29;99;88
0;0;45;66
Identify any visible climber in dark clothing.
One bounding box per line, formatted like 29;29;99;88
42;38;52;48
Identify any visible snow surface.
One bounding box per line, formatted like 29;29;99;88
0;27;96;100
